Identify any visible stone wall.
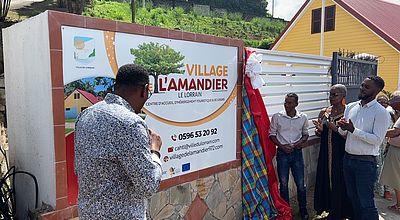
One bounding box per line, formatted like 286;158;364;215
146;143;319;220
147;167;242;220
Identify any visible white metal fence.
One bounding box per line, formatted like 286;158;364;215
253;49;332;136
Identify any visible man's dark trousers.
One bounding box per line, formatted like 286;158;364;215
276;149;308;217
343;154;379;220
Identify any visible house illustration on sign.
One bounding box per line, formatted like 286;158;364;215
64;89;102;119
271;0;400;91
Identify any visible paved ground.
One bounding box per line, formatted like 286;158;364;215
375;193;399;220
10;0;45;10
289;187;399;220
7;0;65;22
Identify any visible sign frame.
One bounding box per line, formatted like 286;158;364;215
48;11;243;192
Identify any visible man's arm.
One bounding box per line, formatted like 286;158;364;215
269;114;283;148
269;135;282;148
294;115;309;149
117;122;162;198
354;111;390;145
340;111;390;146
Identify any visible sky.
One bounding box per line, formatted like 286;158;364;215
267;0;400;21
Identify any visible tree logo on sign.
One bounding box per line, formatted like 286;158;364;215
130;42;185;93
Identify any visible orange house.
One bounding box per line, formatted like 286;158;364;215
64;89;102;119
272;0;400;91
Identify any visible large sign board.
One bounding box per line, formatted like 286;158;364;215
62;26;238;180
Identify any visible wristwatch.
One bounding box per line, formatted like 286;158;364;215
151;150;161;158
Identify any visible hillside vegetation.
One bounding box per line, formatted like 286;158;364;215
83;1;287;49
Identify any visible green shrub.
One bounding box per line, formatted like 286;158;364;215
83;1;287;49
258;37;275;49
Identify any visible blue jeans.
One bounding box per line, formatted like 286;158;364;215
343;154;379;220
276;149;308;216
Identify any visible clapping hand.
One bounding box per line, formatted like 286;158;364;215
327;121;338;132
337;118;355;133
312;118;323;132
312;118;323;134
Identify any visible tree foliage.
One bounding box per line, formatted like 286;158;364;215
130;42;185;93
65;0;94;14
83;1;286;48
64;77;115;98
189;0;268;17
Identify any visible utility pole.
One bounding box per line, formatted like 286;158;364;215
320;0;325;56
131;0;136;23
272;0;275;17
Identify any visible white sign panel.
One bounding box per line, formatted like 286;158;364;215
62;26;238;180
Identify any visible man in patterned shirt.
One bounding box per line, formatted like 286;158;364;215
74;64;162;220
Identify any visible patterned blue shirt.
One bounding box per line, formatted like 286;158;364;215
74;93;162;220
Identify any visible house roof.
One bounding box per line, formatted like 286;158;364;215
77;89;102;104
271;0;400;52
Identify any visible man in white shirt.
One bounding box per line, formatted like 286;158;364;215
338;76;390;220
270;93;309;220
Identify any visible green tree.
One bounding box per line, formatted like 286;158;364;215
94;77;115;97
64;80;96;98
66;0;93;14
130;42;185;93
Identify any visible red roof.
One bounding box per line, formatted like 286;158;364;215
335;0;400;51
77;89;103;104
271;0;400;51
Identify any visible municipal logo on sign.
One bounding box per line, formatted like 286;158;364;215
182;163;190;172
73;36;95;65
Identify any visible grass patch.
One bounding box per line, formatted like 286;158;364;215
65;128;74;134
65;118;77;123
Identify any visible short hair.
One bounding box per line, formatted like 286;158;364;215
286;93;299;102
390;91;400;105
115;64;149;87
392;90;400;96
332;84;347;96
367;75;385;91
376;94;389;101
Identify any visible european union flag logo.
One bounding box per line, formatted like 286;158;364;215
182;163;190;172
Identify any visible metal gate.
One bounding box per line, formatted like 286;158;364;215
331;51;378;103
1;0;11;21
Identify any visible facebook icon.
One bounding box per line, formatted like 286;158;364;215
182;163;191;172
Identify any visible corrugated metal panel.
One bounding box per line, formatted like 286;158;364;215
252;49;332;136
